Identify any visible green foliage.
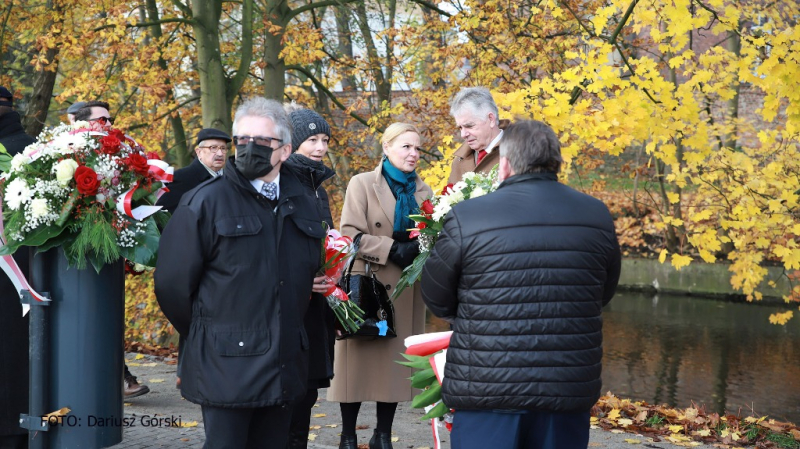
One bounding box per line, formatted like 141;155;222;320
767;432;800;449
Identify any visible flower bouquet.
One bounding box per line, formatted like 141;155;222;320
0;121;172;272
320;228;365;333
398;331;453;449
391;167;500;300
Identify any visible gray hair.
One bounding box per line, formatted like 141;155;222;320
500;120;563;174
232;97;292;147
449;87;499;126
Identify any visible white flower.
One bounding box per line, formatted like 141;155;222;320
461;172;476;181
29;198;50;219
10;153;29;171
452;181;467;192
470;186;486;198
54;159;79;185
5;178;32;210
51;133;91;154
432;202;452;222
445;190;465;206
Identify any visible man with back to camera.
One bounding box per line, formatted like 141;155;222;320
0;85;33;449
155;97;332;447
446;86;510;184
422;119;621;449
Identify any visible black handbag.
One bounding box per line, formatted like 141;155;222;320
335;233;397;340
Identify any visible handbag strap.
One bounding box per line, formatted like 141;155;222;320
345;233;368;276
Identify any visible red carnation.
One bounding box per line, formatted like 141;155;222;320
126;153;149;176
441;183;454;195
421;199;434;215
74;166;100;195
99;134;121;155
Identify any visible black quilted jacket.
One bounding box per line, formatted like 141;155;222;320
421;172;621;412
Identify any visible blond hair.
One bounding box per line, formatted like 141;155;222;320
380;123;420;147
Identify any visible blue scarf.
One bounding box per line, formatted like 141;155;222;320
381;158;418;233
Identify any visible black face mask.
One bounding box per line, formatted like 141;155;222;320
235;140;275;180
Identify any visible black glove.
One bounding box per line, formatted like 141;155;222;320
388;240;420;269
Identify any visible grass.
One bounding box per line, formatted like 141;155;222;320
767;432;800;449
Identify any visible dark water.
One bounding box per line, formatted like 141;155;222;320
602;291;800;424
427;291;800;423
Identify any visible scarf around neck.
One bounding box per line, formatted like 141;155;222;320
381;158;418;233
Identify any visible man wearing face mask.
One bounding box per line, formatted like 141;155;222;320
154;97;330;448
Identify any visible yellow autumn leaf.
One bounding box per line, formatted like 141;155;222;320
618;418;633;427
669;424;684;433
695;429;711;436
624;439;641;444
608;409;621;421
312;413;326;418
671;254;693;270
180;421;198;428
149;379;165;383
659;249;668;263
135;354;144;360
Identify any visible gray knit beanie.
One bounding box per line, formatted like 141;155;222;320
289;109;331;152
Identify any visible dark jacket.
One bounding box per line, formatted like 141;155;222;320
154;158;326;408
156;158;216;213
0;111;35;156
421;172;621;412
0;110;32;437
283;154;337;386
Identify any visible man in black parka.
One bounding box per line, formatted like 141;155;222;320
156;128;231;213
0;86;33;449
421;120;621;449
155;98;329;448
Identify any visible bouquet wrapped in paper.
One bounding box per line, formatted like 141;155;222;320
319;228;365;333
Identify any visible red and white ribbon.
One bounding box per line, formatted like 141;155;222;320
0;205;50;316
114;160;173;221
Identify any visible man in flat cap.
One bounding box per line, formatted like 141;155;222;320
66;101;87;124
0;85;34;449
157;128;232;213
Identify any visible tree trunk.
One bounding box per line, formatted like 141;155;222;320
723;31;741;151
192;0;231;131
145;0;189;167
21;0;63;137
261;0;289;101
334;5;357;91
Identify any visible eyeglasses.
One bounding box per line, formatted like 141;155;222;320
198;145;228;154
89;116;114;126
233;135;283;147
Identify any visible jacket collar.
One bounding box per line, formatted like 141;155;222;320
283;153;335;190
498;172;558;189
0;111;26;139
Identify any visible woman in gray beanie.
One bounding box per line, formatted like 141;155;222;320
283;106;337;449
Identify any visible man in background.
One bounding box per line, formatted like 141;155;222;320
73;100;114;131
446;87;509;184
156;128;231;213
0;85;33;449
422;120;621;449
66;101;86;124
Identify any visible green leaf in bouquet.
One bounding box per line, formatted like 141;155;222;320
411;382;441;409
65;211;120;270
7;221;69;250
132;181;163;202
397;353;433;369
410;368;436;389
119;216;160;267
390;250;431;301
0;143;11;173
420;401;449;420
36;229;79;254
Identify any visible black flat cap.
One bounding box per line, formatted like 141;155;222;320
67;101;87;114
195;128;232;146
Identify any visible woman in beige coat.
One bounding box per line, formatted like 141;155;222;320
328;123;433;449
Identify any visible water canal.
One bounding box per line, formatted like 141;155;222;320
427;291;800;424
603;291;800;424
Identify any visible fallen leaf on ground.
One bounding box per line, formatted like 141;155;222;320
149;379;165;383
141;362;157;367
623;439;641;444
123;403;132;407
307;433;317;441
309;425;321;430
127;362;141;367
180;421;198;428
391;436;399;442
312;413;326;418
325;424;338;428
135;354;144;360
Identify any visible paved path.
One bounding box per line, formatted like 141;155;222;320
114;353;716;448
